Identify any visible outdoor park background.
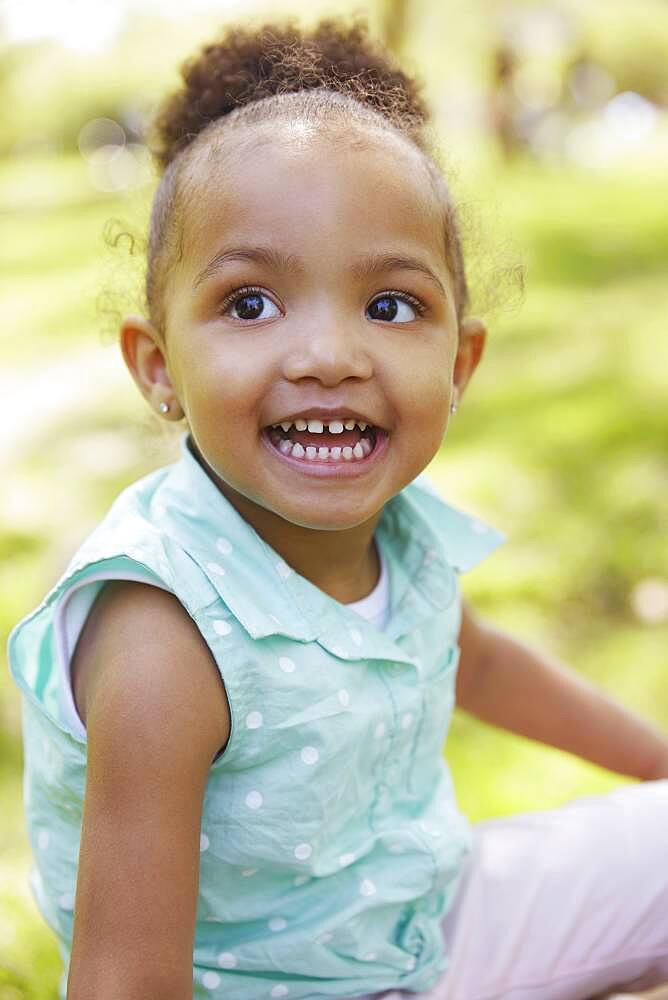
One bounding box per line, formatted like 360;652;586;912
1;0;667;994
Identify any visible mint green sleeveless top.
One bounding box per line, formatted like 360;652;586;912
8;435;503;999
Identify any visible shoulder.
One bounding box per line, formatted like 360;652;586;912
72;580;230;765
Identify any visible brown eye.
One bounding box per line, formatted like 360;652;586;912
367;293;422;323
222;288;281;321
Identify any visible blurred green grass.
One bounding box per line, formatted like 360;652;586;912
1;148;667;995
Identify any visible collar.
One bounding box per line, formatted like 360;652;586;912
155;434;504;663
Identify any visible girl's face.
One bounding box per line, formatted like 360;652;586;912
127;125;484;538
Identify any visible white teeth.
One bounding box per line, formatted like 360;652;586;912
272;429;376;463
275;416;373;434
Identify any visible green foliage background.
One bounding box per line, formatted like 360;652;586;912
1;1;667;995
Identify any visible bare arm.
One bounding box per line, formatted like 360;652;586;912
67;582;231;1000
455;601;668;782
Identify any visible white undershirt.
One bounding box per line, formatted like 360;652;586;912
55;548;390;738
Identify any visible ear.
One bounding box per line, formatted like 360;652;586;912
119;315;184;420
452;316;487;406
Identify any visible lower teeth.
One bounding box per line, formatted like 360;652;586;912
274;437;373;462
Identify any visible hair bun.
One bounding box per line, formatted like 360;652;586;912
150;19;428;171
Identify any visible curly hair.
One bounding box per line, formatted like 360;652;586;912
145;18;470;334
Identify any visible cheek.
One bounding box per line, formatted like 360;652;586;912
176;346;261;411
404;365;451;419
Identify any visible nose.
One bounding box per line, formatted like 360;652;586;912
281;317;373;386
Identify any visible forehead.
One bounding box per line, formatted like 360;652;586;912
180;120;447;272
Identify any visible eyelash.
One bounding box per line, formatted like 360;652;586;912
373;289;426;317
219;285;427;319
220;285;269;315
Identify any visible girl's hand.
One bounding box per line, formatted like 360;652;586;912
643;744;668;782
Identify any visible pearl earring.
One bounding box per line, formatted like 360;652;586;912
159;401;170;414
450;387;459;415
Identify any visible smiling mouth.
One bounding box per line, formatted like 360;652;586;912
264;418;381;463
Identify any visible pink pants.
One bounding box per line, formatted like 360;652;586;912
359;781;668;1000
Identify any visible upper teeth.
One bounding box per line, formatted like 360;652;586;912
274;418;370;434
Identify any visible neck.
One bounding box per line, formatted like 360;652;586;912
239;507;382;603
190;440;382;603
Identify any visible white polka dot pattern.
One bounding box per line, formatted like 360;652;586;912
206;562;226;576
15;441;503;997
300;746;319;765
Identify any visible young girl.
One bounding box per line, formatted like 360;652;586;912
8;20;668;1000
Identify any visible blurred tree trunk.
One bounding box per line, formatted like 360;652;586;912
379;0;413;59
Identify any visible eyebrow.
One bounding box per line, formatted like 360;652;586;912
193;246;304;288
350;252;447;297
193;245;448;298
